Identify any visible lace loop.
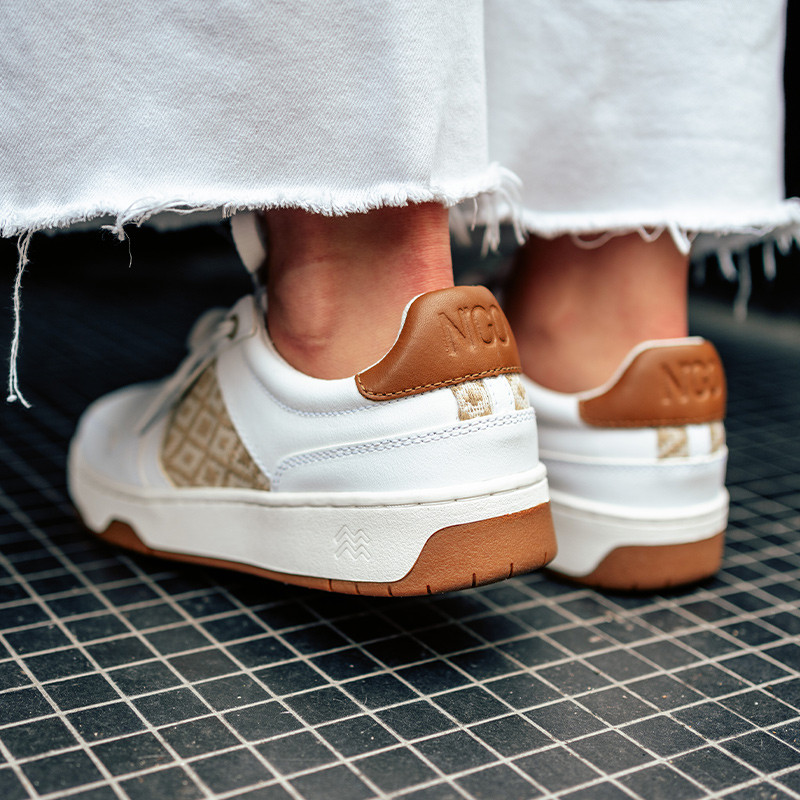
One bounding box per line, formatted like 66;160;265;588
134;308;237;435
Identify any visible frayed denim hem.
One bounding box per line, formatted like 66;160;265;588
463;198;800;323
3;164;524;406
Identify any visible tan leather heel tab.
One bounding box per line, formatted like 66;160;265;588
579;340;726;427
356;286;521;401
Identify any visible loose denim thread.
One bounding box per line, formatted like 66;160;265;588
447;166;526;255
571;225;695;255
763;238;778;281
569;225;791;322
101;199;220;241
733;248;752;322
715;238;790;321
6;201;219;408
480;167;526;256
7;229;33;407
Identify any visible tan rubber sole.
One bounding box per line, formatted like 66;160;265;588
548;531;725;591
92;502;556;597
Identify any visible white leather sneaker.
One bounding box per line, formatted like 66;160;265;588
523;338;728;590
69;286;555;596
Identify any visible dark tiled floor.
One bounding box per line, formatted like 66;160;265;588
1;227;799;799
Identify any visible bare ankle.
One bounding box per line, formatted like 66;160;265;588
262;204;453;378
506;233;689;392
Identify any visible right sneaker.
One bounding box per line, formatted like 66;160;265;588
69;285;555;596
523;338;729;590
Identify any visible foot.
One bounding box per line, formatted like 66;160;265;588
68;286;556;595
524;337;728;590
505;233;690;392
506;233;727;590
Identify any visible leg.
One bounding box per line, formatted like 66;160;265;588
59;2;557;597
506;231;727;590
69;203;556;595
263;203;452;378
481;1;785;591
505;232;689;392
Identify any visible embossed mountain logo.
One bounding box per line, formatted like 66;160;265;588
334;526;371;560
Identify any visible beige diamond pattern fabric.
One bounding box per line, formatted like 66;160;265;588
657;426;689;459
451;380;493;421
161;363;271;490
506;374;530;411
710;421;726;453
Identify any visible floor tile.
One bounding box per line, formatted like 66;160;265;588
256;732;336;776
414;730;495;774
92;732;172;776
515;746;601;793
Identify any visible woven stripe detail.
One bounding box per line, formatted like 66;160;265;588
160;363;271;490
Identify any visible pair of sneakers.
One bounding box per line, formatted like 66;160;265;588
68;223;729;596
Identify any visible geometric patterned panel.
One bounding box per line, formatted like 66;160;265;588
506;374;530;411
710;420;726;453
657;426;689;459
160;363;271;490
451;380;493;421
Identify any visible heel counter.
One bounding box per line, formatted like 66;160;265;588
355;286;521;401
579;340;726;428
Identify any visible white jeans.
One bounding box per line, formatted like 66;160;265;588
0;0;795;254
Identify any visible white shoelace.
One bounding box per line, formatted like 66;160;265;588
134;307;237;435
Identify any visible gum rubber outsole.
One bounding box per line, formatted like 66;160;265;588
547;531;725;591
90;502;557;597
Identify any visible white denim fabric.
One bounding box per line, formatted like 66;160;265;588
482;0;797;255
0;1;499;238
1;0;794;247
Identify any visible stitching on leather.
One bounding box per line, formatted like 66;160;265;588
273;409;534;485
580;413;725;427
77;459;544;509
356;366;521;399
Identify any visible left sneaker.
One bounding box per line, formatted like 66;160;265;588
68;285;555;596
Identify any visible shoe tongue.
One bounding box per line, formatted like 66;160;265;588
355;286;522;401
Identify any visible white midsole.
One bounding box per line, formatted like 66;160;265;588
69;452;550;583
547;488;729;577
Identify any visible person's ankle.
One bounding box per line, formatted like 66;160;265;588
262;204;453;378
505;232;689;393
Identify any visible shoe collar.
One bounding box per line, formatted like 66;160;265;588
521;337;710;426
579;337;707;401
